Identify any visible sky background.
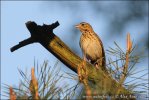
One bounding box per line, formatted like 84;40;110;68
1;1;148;99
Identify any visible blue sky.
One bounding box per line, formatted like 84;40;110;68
1;1;148;99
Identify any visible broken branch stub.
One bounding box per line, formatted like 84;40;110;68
10;21;59;52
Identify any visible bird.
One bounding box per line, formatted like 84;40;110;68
75;22;107;72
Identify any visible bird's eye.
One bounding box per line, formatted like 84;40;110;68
81;23;84;26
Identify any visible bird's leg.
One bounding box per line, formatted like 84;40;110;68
83;55;86;67
88;59;91;63
95;58;108;74
95;64;99;70
82;54;88;77
94;59;102;70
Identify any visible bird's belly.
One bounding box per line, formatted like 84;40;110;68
81;38;102;61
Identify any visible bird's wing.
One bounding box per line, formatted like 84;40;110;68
95;33;106;68
79;39;81;48
79;34;83;49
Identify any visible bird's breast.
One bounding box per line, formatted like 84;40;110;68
80;33;103;61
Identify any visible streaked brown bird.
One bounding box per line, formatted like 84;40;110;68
75;22;107;72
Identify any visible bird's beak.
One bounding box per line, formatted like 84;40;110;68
75;24;80;29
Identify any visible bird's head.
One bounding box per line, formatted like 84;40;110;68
75;22;93;32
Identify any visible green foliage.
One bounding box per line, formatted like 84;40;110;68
2;60;78;99
106;42;148;97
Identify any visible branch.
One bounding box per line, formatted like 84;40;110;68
117;33;133;94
